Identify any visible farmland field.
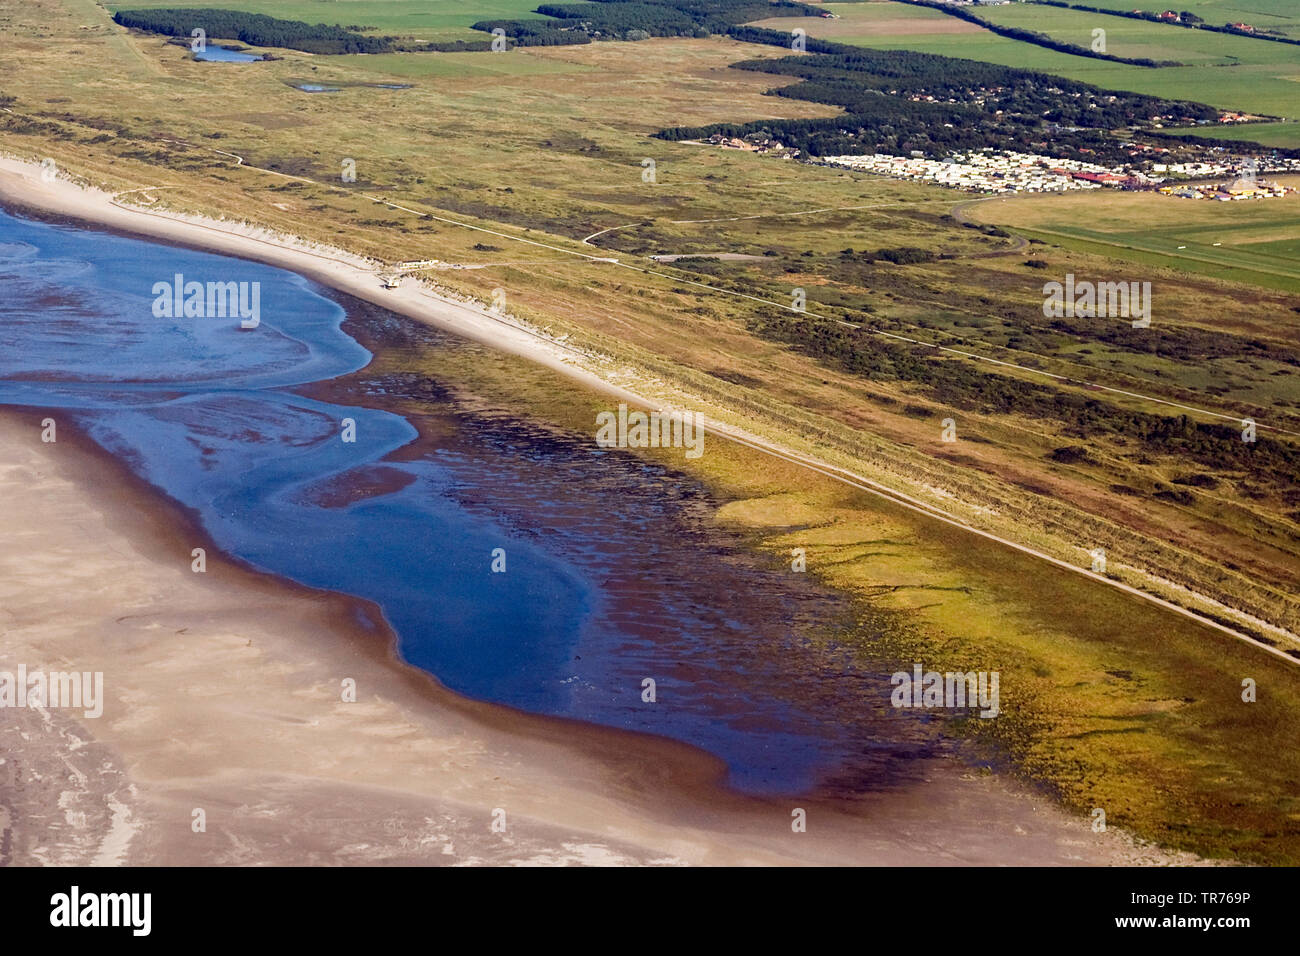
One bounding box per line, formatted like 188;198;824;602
753;2;1300;139
979;2;1300;68
1165;119;1300;149
966;181;1300;294
1068;0;1300;40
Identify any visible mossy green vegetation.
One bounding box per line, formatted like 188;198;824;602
382;318;1300;864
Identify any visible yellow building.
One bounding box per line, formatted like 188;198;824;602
1225;177;1264;197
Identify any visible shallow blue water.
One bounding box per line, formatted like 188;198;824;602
0;208;926;795
194;45;261;63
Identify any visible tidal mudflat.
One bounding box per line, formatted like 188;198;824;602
0;206;948;797
0;194;1194;865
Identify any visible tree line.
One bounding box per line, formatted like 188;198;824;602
473;0;820;44
112;8;396;54
657;27;1220;163
1031;1;1300;49
899;0;1184;67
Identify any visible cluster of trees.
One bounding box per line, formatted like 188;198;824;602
532;2;708;37
473;0;819;45
112;8;395;54
748;312;1299;485
1033;1;1300;48
467;18;592;46
1044;318;1298;367
407;39;497;52
841;246;937;265
901;0;1183;67
658;28;1218;162
727;24;873;55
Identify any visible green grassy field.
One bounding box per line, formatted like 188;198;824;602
1067;0;1300;39
980;2;1300;67
1166;119;1300;148
791;2;1300;136
101;0;1300;128
967;183;1300;294
103;0;545;41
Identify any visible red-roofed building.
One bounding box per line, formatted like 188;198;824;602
1071;171;1126;184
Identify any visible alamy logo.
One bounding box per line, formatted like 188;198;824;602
152;274;261;328
50;886;151;936
1043;274;1151;328
595;403;704;459
0;665;103;718
890;664;1000;718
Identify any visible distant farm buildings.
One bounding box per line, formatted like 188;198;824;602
704;132;797;158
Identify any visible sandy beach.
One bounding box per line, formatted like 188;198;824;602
0;158;1206;865
2;409;1211;865
0;156;634;407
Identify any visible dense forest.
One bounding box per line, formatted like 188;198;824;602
112;9;397;54
657;28;1221;163
473;0;819;43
